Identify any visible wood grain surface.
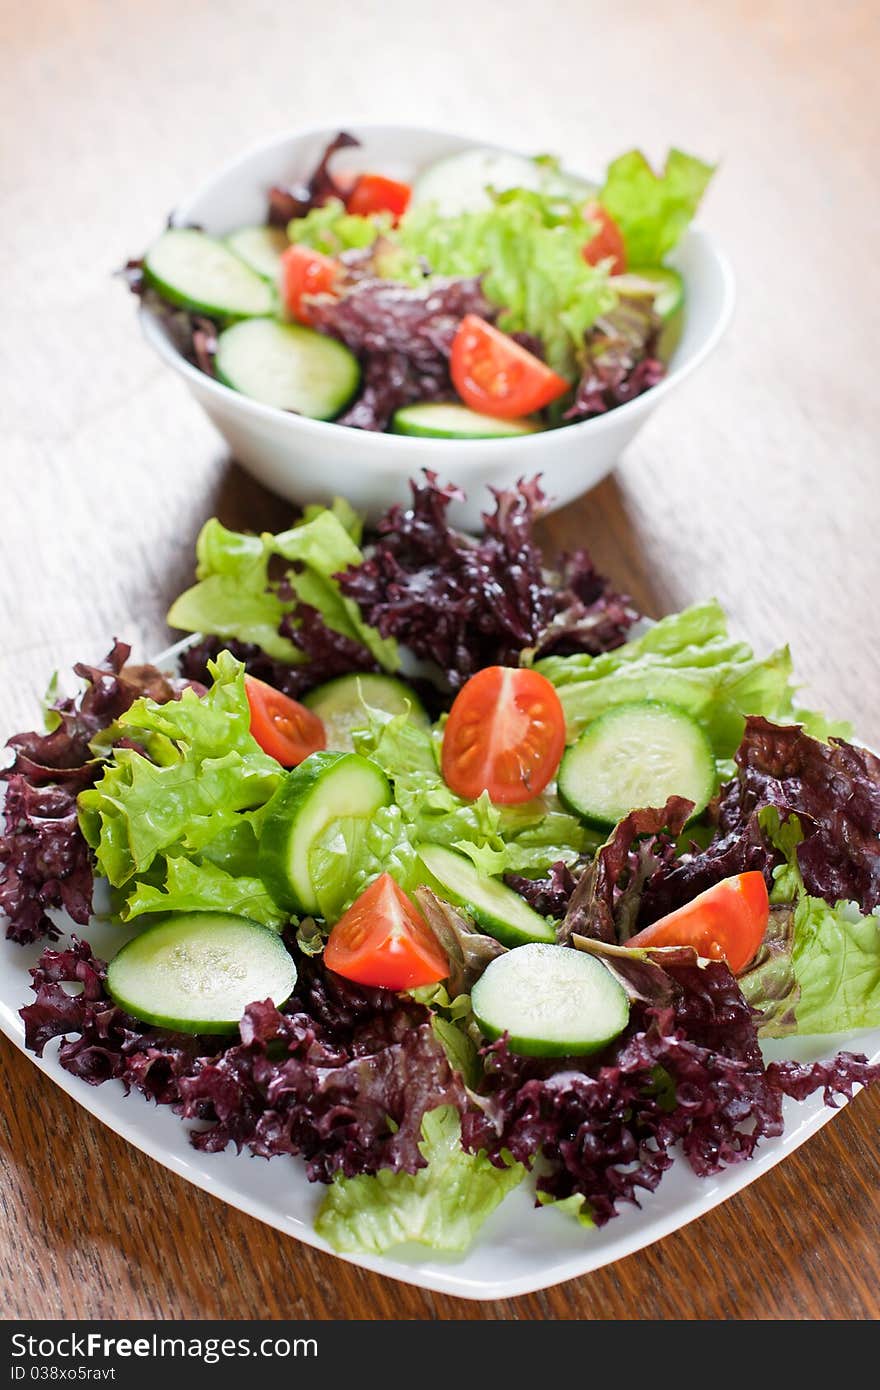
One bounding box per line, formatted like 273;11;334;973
2;0;879;1321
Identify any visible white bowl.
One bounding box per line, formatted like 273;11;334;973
139;123;735;530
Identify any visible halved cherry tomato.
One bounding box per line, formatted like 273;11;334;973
627;872;770;975
324;873;449;990
442;666;566;806
346;173;412;223
244;675;326;767
280;244;340;324
582;203;626;275
450;315;570;420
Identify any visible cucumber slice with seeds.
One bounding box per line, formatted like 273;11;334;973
215;318;360;418
304;673;429;752
417;843;554;948
144;228;275;319
226;225;289;282
391;403;540;439
106;912;297;1035
612;267;684;321
472;943;630;1057
258;751;391;916
557;700;715;829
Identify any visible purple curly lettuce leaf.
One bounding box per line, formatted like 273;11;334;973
1;647;183;945
22;941;465;1182
639;717;880;926
504;860;580;919
338;473;640;689
307;276;494;431
334;349;451;432
559;798;692;946
530;551;641;661
463;950;880;1224
415;887;506;997
565;292;666;422
731;717;880;912
267;130;361;227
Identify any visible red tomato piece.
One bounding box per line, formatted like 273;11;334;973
450;315;570;419
244;675;326;767
441;666;567;806
627;872;770;975
324;873;449;990
280;244;340;324
346;173;412;223
582;202;627;274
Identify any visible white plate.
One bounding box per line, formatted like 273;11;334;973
1;647;877;1300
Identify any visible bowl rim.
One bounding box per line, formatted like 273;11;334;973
138;121;736;467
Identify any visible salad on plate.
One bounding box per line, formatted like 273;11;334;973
2;473;879;1259
126;132;715;436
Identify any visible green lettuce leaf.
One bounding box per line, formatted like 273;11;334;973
536;1191;595;1228
287;198;390;255
599;148;715;267
167;508;398;671
315;1106;524;1254
743;811;880;1037
123;856;285;930
77;652;288;925
397;189;616;379
78;651;282;886
791;894;880;1035
535;600;824;759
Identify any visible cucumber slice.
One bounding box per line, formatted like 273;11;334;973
303;673;429;753
612;266;684;361
612;267;684;322
106;912;297;1035
557;700;715;829
471;943;630;1057
417;844;554;948
258;751;391;916
391;403;541;440
215;318;360;419
411;148;591;215
225;225;289;282
143;228;275;319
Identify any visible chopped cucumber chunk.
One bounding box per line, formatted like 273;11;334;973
472;943;630;1057
391;403;540;439
144;228;275;319
304;673;429;752
612;266;684;322
558;700;715;829
106;912;297;1034
417;843;554;947
226;225;289;282
258;751;391;917
215;318;360;418
411;148;592;215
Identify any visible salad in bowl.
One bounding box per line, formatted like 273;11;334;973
3;474;878;1266
129;130;713;437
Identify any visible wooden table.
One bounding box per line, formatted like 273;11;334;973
2;0;878;1321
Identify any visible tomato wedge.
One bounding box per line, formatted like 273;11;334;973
346;173;412;223
280;244;340;324
627;872;770;975
450;315;570;419
582;203;626;274
244;675;326;767
442;666;566;806
324;873;449;990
